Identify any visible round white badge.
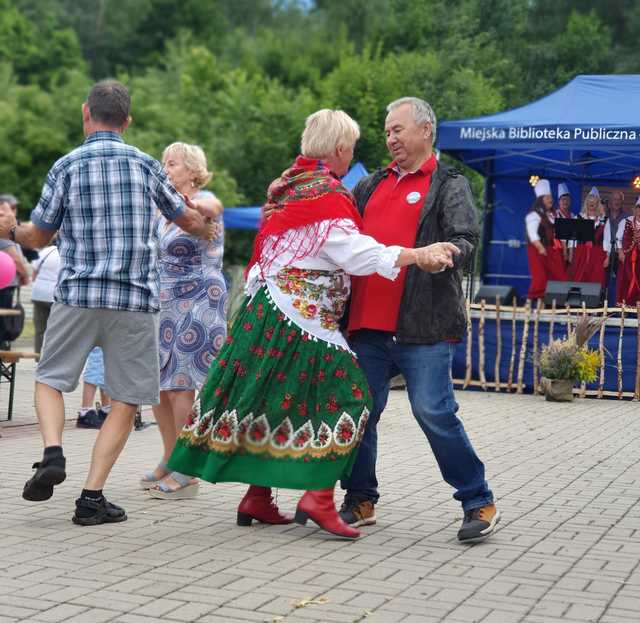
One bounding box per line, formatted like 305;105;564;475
406;191;421;204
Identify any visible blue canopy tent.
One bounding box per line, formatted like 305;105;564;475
223;161;368;230
437;75;640;395
437;74;640;297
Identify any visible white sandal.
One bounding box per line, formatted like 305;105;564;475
147;471;199;499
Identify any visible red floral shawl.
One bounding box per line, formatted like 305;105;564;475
246;156;363;276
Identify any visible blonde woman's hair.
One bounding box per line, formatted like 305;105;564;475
301;109;360;159
162;142;212;188
581;194;604;218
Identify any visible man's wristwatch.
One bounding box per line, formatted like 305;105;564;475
8;226;16;242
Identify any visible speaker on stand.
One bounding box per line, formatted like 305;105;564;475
473;284;517;304
544;281;603;308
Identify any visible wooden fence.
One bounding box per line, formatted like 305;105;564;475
453;300;640;400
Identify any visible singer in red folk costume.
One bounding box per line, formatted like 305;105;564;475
570;187;607;287
525;179;568;300
616;198;640;306
555;182;574;268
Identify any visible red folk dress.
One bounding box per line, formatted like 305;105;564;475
526;210;568;300
616;217;640;306
570;216;607;286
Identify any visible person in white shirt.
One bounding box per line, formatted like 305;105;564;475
525;179;568;300
31;242;60;353
603;190;627;303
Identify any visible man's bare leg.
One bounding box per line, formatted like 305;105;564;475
23;382;68;501
35;381;66;447
84;400;137;490
72;400;135;524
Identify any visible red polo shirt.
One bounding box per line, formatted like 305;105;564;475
348;155;437;333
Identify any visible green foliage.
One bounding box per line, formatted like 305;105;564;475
1;0;84;87
0;66;91;215
1;0;637;261
321;47;502;173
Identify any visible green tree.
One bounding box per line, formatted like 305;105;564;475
0;67;91;212
321;48;503;170
1;0;84;87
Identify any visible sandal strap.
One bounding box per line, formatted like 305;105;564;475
153;472;195;493
141;460;169;483
169;471;193;487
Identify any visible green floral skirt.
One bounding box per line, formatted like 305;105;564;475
168;286;372;490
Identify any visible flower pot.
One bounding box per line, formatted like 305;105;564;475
541;377;574;402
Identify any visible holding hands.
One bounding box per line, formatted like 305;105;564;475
184;195;220;241
189;194;223;220
414;242;460;273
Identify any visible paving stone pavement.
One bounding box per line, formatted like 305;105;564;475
1;375;640;623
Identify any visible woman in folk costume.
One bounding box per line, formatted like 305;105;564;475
525;179;568;300
603;191;628;304
167;109;457;538
555;182;574;268
616;198;640;306
570;187;607;286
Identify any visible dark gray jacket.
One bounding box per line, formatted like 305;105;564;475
351;162;479;344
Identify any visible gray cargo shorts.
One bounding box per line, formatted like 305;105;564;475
36;303;160;405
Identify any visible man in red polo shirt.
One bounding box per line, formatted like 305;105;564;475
340;97;499;542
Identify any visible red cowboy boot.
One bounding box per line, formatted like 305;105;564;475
295;488;361;539
236;485;294;526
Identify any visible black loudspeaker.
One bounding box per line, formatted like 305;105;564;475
473;284;517;304
544;280;602;308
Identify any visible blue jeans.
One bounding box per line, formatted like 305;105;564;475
341;330;494;512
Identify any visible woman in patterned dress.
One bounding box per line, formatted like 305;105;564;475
141;143;227;499
167;110;458;537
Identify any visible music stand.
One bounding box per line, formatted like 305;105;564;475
555;218;594;243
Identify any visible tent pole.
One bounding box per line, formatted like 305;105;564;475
477;169;495;300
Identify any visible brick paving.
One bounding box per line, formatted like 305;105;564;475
2;372;640;622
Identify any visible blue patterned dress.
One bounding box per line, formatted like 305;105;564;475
157;195;227;391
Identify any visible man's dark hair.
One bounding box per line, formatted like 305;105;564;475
0;193;18;206
87;80;131;127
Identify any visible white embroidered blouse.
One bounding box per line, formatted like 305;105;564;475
246;218;402;351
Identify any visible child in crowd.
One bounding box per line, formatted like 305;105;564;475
76;347;111;429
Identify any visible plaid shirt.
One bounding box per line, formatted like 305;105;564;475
31;131;185;312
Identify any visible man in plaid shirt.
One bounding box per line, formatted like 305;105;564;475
0;80;215;525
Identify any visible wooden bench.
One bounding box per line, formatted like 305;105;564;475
0;350;39;421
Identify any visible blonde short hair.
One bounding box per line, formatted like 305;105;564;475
301;109;360;159
162;142;212;188
581;194;604;218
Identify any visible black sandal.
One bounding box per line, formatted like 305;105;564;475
72;497;128;526
23;457;66;502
